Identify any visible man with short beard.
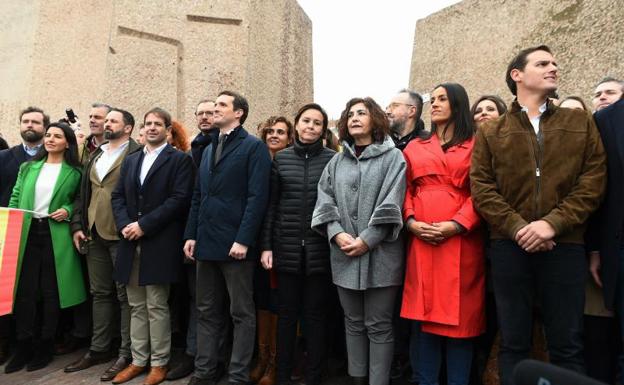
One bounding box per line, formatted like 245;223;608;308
56;102;113;356
190;99;216;167
80;103;112;164
386;89;425;151
0;106;48;364
64;108;142;381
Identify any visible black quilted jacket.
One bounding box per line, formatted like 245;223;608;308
260;138;335;275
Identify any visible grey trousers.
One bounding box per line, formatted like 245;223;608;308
125;251;171;367
86;233;131;358
195;260;255;383
337;285;399;385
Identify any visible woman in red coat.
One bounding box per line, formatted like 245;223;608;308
401;83;485;385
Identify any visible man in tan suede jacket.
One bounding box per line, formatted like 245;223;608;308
470;45;606;385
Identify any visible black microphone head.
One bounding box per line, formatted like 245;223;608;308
513;360;606;385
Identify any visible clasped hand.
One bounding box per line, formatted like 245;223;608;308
334;233;369;257
121;221;144;241
514;220;556;253
408;220;458;245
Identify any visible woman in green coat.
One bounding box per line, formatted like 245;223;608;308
5;122;85;373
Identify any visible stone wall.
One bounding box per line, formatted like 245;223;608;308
0;0;313;145
409;0;623;110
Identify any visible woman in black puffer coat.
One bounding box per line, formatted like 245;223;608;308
260;103;336;385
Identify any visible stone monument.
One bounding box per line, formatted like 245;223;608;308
410;0;623;108
0;0;313;144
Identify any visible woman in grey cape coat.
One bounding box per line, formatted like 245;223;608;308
312;97;406;385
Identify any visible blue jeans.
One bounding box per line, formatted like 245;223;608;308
416;331;473;385
409;321;421;383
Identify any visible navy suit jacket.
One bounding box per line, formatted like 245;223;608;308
588;98;624;310
111;144;195;285
0;145;32;207
184;126;271;261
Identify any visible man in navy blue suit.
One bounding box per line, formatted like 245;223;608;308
0;106;48;365
184;91;271;385
588;96;624;380
110;107;194;385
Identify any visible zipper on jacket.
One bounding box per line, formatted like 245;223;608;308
520;111;541;220
535;121;544;219
301;152;309;248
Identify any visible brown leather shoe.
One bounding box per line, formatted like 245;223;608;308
143;365;168;385
111;363;145;384
64;350;112;372
102;356;132;381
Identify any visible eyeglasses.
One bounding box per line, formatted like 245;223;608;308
195;111;214;117
386;102;415;110
264;127;287;136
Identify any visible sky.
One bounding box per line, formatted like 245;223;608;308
296;0;461;120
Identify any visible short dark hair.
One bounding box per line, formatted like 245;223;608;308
506;45;552;96
595;76;624;92
398;88;424;120
92;102;112;113
20;106;50;128
258;116;294;144
144;107;172;128
195;98;214;113
31;121;81;168
218;90;249;124
470;95;508;117
337;97;389;144
428;83;475;151
109;108;135;129
294;103;329;134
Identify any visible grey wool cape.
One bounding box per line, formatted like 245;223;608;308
311;135;407;290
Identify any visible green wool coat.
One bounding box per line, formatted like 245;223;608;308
9;159;86;309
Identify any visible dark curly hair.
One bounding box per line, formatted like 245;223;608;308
337;97;388;144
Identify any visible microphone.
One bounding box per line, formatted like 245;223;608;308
513;360;607;385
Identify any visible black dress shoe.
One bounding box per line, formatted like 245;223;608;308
4;339;32;374
166;353;195;380
64;350;112;372
54;335;89;355
101;356;132;382
26;339;53;371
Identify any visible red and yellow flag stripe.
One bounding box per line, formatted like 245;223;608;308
0;208;24;316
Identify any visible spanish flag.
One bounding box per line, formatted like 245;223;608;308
0;208;25;316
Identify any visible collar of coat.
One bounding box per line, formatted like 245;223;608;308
342;135;396;160
293;137;324;157
510;97;557;116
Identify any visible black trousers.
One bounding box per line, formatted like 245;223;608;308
276;272;331;385
14;219;59;341
489;239;586;385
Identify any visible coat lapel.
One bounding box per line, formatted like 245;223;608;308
611;110;624;176
216;128;247;166
100;147;126;182
142;144;172;187
50;162;73;203
22;159;44;211
422;135;449;171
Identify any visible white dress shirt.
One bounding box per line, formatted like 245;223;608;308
521;102;548;135
139;142;168;185
95;141;129;181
